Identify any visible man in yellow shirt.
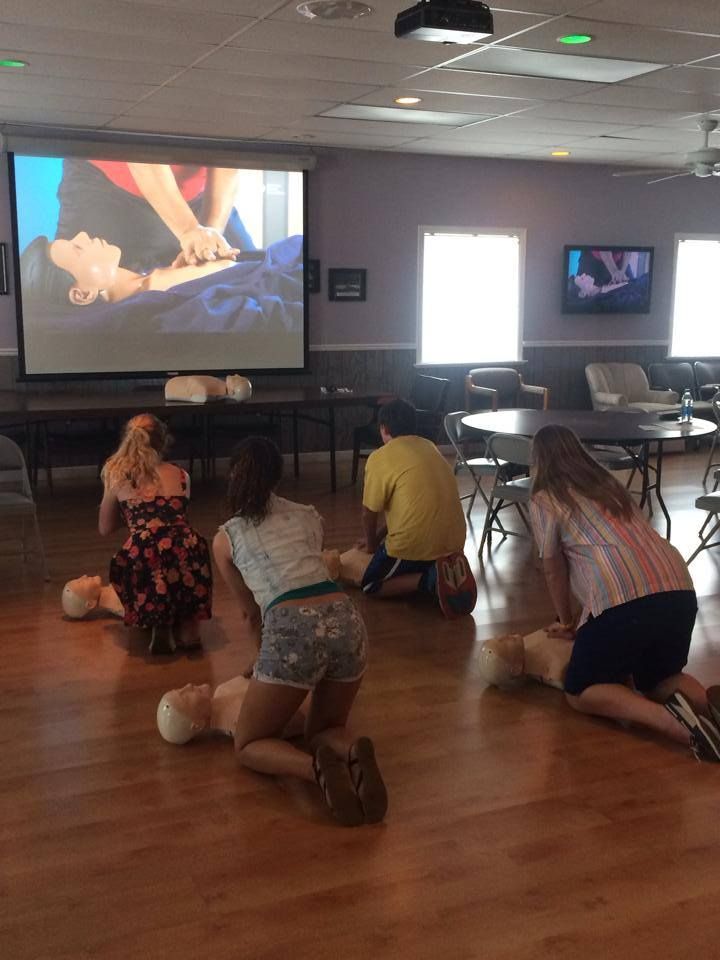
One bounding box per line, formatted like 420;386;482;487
359;399;476;618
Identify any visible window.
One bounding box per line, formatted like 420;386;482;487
670;235;720;357
417;227;525;365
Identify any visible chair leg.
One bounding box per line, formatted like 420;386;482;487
351;443;360;484
703;433;719;488
687;516;720;565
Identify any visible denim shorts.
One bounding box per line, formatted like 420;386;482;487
254;595;368;690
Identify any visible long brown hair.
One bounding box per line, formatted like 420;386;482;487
101;413;169;491
226;436;283;524
531;424;634;520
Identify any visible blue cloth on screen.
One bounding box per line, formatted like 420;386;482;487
27;235;303;335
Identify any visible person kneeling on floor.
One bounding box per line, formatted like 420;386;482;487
358;398;476;619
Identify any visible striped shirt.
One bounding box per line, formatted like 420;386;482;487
529;490;693;626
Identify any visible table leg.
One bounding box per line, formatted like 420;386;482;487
653;440;671;540
639;441;650;511
292;409;300;479
329;405;336;492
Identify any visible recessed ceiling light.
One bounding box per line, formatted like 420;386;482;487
551;150;571;156
296;1;373;20
394;96;422;105
558;34;592;45
0;59;27;68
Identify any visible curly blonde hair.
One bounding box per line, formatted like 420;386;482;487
101;413;169;492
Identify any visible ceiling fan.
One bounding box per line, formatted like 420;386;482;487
612;117;720;184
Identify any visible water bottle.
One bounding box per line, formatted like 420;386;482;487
680;388;694;423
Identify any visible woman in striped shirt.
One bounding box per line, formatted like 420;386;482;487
529;424;719;762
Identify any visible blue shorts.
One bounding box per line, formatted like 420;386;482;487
254;595;367;690
361;543;434;595
564;590;697;696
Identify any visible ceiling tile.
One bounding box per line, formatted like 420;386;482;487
0;90;130;115
627;65;720;95
225;20;477;67
520;100;695;124
615;123;715;144
394;137;535;156
404;67;599;99
126;0;281;15
0;0;253;45
197;47;423;85
570;84;720;112
270;3;552;43
170;70;379;103
279;114;467;137
500;16;720;63
348;89;535;114
0;71;155;103
458;114;636;136
448;123;582;144
0;23;215;65
569;134;695;153
123;90;335;123
263;128;418;148
579;0;720;35
492;1;598;12
0;50;179;84
107;113;274;139
0;105;116;125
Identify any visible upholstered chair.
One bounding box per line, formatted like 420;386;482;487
585;362;677;412
464;367;548;413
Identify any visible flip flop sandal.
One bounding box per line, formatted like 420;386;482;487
313;745;364;827
348;737;388;824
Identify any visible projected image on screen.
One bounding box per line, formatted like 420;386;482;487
11;155;306;377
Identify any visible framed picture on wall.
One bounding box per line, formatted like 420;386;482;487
306;259;320;294
562;245;654;314
328;268;366;302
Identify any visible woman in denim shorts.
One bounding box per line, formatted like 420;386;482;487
213;437;387;826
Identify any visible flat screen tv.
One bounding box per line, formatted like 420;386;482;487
562;245;654;315
9;153;307;379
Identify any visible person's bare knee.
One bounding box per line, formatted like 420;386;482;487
566;691;587;712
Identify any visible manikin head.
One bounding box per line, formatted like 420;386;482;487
20;232;121;307
378;398;417;445
226;375;252;401
477;634;526;690
156;683;213;745
62;575;103;619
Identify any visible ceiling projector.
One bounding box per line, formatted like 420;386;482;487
394;0;494;43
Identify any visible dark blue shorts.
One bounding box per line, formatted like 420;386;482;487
564;590;698;696
361;543;434;595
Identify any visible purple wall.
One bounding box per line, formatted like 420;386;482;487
1;147;717;353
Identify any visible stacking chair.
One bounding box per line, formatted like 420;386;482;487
351;374;450;483
443;411;507;519
702;393;720;488
686;491;720;565
479;433;533;556
0;435;49;580
587;445;638;490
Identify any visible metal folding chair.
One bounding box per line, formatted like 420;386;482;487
479;433;533;556
0;434;49;580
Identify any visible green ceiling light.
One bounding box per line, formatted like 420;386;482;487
0;59;28;68
558;34;592;45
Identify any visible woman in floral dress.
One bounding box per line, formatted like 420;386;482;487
99;413;212;651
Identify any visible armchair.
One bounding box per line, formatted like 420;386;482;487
585;363;678;413
464;367;548;413
694;361;720;401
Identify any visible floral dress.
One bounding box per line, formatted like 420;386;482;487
109;473;212;628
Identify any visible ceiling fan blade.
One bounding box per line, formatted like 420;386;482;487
647;171;694;184
612;169;684;178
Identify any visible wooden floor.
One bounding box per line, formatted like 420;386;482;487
2;450;720;960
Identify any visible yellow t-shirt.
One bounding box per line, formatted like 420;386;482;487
363;435;466;561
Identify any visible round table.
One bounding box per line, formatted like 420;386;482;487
462;408;717;539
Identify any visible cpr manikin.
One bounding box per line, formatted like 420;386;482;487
164;374;253;404
477;628;572;691
61;575;124;619
322;547;372;587
157;676;305;745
